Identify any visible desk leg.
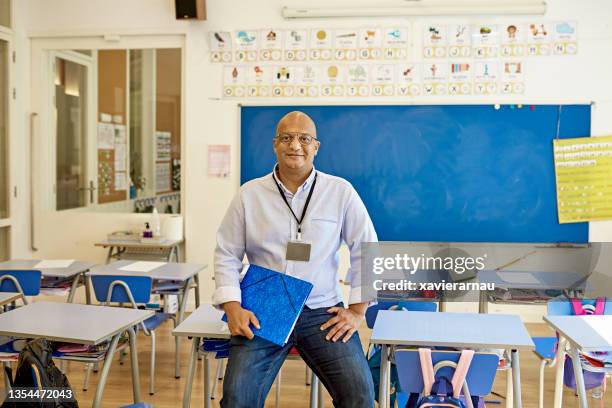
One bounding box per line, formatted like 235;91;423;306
85;273;92;305
127;326;142;403
67;274;80;303
194;273;201;308
379;345;390;408
175;279;192;378
204;352;212;408
92;333;121;408
569;346;588;408
105;247;113;264
478;290;488;314
510;350;522;408
183;337;200;408
553;337;567;408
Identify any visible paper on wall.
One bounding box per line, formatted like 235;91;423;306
208;31;233;63
98;123;115;149
382;27;409;60
208;145;230;177
259;29;283;61
309;29;333;61
448;24;472;58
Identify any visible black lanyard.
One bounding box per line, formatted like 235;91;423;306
273;171;318;237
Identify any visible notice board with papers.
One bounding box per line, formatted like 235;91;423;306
240;104;590;243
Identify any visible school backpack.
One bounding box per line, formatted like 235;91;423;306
1;339;79;408
414;348;474;408
562;298;607;391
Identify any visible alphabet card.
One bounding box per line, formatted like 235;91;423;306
422;62;448;95
526;23;551;56
246;65;272;98
448;62;472;95
320;64;346;97
500;61;525;94
259;29;283;62
448;24;471;58
234;30;258;62
208;31;232;63
271;65;296;97
359;28;383;60
346;64;370;97
371;64;395;97
395;63;422;96
284;29;308;62
472;24;499;59
222;65;247;97
334;29;359;61
383;27;409;60
473;61;499;94
423;24;447;58
500;23;525;57
552;21;577;55
294;65;320;97
309;29;333;61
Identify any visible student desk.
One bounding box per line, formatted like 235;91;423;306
544;315;612;408
477;270;588;313
0;259;97;303
173;304;229;408
95;238;183;264
0;301;152;408
88;260;205;377
371;310;535;408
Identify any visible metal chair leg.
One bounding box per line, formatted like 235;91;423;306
149;331;156;395
211;357;222;400
83;363;92;391
318;378;324;408
310;373;319;408
305;365;311;385
506;368;513;408
275;369;281;408
538;359;546;408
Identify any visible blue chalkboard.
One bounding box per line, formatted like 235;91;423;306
240;105;590;243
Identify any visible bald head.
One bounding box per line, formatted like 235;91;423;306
275;111;317;137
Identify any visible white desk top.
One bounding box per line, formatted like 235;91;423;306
371;310;534;350
0;259;97;278
544;315;612;352
88;260;206;281
0;292;22;306
95;239;183;248
173;304;229;339
0;301;153;345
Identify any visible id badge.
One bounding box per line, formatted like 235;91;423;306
286;240;311;262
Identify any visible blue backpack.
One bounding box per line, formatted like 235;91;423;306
417;376;466;408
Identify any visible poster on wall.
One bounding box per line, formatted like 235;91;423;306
208;145;231;177
234;30;259;62
448;24;471;58
423;24;447;58
259;29;283;61
334;29;359;61
358;28;383;60
500;23;525;57
284;29;308;62
208;31;233;63
155;162;171;193
552;21;577;55
382;27;409;60
309;29;333;61
155;131;172;162
395;63;422;96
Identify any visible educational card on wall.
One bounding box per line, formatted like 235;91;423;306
358;28;383;60
334;29;358;61
246;64;272;98
382;27;409;60
259;29;283;62
395;63;422;96
321;64;345;97
526;22;551;56
309;29;333;61
294;65;319;97
472;24;499;59
284;29;308;62
422;62;448;95
473;61;499;95
448;62;472;95
500;23;525;57
371;64;395;97
448;24;471;58
553;135;612;223
208;31;232;63
234;30;258;62
500;61;525;94
423;24;447;58
346;63;370;97
552;21;577;55
223;65;247;97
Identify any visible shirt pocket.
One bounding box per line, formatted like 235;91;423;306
307;216;340;241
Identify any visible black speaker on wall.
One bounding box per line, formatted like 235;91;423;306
175;0;206;20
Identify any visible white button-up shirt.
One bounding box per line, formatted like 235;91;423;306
213;166;378;309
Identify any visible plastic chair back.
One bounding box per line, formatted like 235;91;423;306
0;270;42;296
395;349;499;397
91;275;152;304
365;301;437;329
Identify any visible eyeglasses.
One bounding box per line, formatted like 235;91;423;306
275;132;317;146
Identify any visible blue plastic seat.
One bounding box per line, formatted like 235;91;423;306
120;403;153;408
91;275;175;395
533;336;557;360
365;300;438;329
0;270;42;304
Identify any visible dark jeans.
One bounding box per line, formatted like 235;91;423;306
221;303;375;408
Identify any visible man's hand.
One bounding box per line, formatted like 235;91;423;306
320;302;367;343
222;301;260;339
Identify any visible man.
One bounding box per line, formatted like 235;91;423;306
214;111;377;407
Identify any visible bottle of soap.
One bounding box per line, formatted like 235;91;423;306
151;207;161;237
143;222;153;238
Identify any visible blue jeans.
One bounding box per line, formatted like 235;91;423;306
221;303;375;408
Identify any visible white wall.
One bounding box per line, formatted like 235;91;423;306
12;0;612;317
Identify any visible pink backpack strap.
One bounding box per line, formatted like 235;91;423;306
418;348;435;395
594;298;606;315
450;350;474;398
571;298;586;315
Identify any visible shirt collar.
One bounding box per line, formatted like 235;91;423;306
272;164;317;195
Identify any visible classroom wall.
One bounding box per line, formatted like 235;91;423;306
12;0;612;319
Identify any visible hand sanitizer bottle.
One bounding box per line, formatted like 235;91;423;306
151;207;161;237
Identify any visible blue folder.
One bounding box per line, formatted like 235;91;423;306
222;264;313;346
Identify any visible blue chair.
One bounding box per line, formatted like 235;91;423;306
395;349;500;408
0;270;42;305
533;298;612;408
90;275;176;395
